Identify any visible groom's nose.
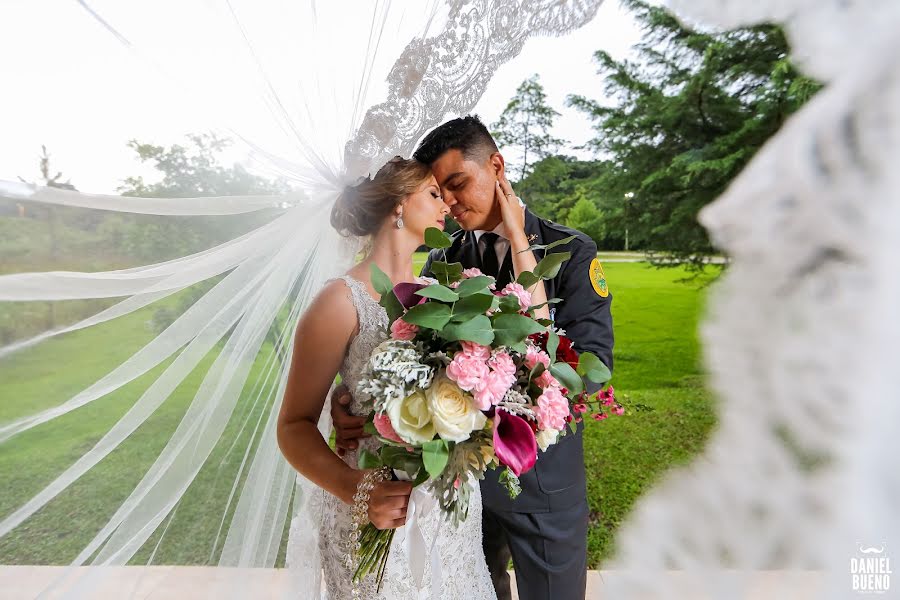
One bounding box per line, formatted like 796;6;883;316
441;191;457;207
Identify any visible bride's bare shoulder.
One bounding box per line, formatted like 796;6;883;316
296;278;358;337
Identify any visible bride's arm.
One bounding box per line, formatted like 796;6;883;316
496;178;551;320
277;281;411;529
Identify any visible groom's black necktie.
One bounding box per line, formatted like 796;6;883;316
479;232;500;277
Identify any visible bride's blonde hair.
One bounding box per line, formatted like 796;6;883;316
330;156;432;237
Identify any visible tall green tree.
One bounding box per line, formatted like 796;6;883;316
515;155;623;249
492;75;565;180
116;132;286;261
567;0;821;267
118;133;282;198
118;133;288;353
14;146;79;329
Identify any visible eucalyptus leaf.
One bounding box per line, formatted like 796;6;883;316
430;261;464;286
422;438;450;479
442;314;494;345
497;294;522;314
527;298;562;313
516;271;540;289
533;251;571;280
425;227;453;249
577;352;612;383
492;313;544;348
455;275;494;297
450;293;494;322
416;284;459;302
381;292;405;324
357;449;383;470
369;263;393;296
547;330;560;363
524;235;577;253
550;362;584;395
402;302;452;329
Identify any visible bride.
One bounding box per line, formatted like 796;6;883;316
276;154;536;598
0;2;606;599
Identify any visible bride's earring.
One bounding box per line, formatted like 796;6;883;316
395;209;404;229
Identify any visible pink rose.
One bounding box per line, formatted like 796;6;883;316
534;370;559;390
446;353;490;392
462;267;484;279
524;346;551;371
460;341;491;361
473;370;515;410
390;317;419;341
535;386;569;431
373;412;405;444
488;351;516;379
500;282;532;312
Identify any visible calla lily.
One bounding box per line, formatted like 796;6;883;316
492;409;537;477
393;282;428;309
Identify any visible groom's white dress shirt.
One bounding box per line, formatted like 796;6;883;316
473;197;525;264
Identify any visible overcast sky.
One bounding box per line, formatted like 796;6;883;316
0;1;644;194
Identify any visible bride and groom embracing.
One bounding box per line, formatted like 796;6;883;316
277;115;614;600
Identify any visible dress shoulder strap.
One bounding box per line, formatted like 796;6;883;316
327;275;385;333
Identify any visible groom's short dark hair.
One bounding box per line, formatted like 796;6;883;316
413;115;499;165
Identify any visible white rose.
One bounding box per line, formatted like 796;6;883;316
387;389;436;445
425;372;487;442
536;428;559;452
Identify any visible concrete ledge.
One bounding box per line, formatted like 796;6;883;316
0;566;826;599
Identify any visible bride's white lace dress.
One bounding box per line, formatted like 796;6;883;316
288;275;497;600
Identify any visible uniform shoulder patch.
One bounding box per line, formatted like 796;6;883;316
589;258;609;297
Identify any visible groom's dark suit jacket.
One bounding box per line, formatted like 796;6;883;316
422;208;613;513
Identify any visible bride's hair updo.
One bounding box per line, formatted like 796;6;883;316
331;156;432;237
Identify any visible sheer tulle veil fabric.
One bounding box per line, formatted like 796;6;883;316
0;1;605;597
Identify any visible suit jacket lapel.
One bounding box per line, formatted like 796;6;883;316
460;230;481;270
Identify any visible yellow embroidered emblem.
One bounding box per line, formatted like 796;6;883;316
589;258;609;297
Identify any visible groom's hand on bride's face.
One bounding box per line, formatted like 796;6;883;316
331;384;369;457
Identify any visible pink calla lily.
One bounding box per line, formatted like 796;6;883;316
492;410;537;477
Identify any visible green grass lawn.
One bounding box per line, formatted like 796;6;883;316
0;257;717;568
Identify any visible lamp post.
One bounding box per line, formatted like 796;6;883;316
624;191;634;251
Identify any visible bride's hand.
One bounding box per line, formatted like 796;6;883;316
367;477;413;530
495;177;527;251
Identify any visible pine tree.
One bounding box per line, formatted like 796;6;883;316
491;75;565;180
568;0;821;267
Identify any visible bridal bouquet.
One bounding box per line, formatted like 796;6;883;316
350;227;621;586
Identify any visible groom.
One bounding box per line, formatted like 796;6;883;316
333;115;613;600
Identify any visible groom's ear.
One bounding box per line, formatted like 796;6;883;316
488;152;506;179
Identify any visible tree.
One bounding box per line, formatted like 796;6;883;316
566;195;605;243
492;75;565;180
15;146;79;329
515;155;623;249
567;0;822;268
118;133;289;357
118;133;283;198
117;132;286;261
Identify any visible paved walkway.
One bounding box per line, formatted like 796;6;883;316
0;566;826;599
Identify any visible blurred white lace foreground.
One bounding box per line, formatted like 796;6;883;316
600;1;900;598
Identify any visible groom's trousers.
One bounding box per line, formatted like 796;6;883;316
481;498;590;600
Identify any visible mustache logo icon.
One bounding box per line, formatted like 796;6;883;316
858;545;885;554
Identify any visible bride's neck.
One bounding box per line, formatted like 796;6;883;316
362;230;419;284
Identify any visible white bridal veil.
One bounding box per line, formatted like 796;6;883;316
0;1;606;597
2;0;899;599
